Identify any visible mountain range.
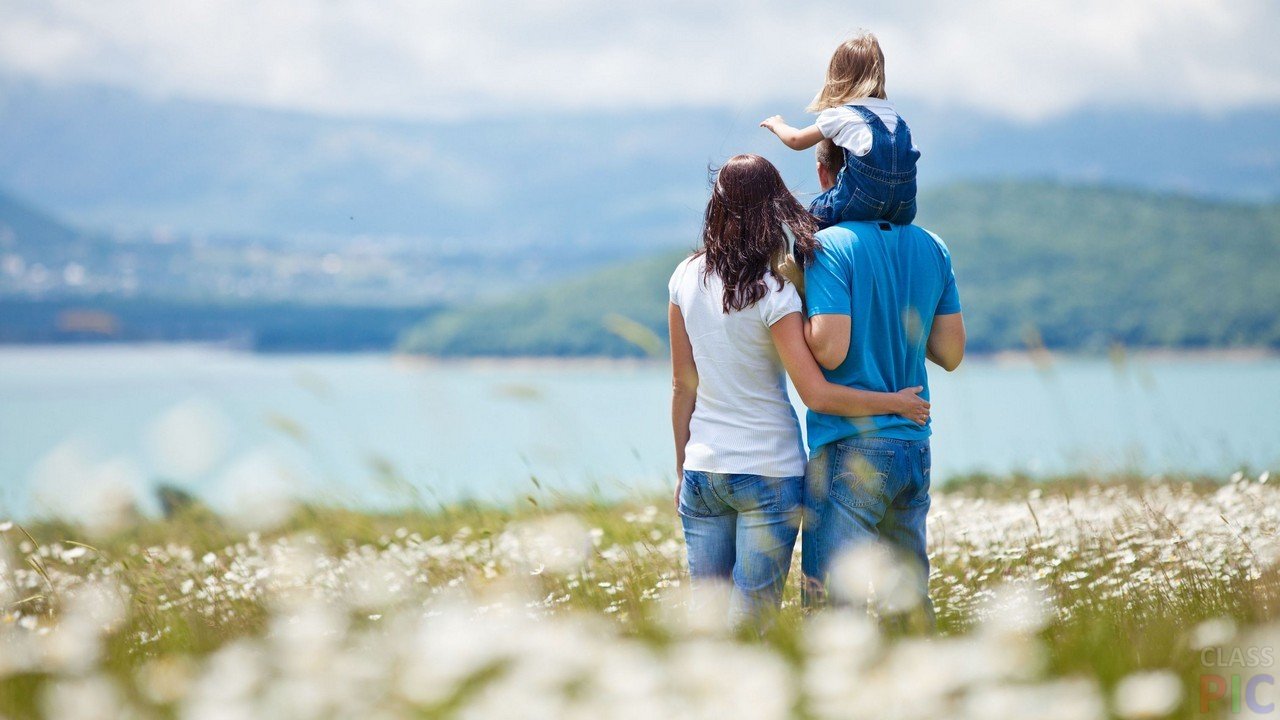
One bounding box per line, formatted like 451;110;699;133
1;75;1278;262
402;183;1280;356
2;76;1278;354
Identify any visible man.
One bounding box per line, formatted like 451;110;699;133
800;139;966;625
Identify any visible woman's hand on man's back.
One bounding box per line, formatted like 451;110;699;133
893;386;930;425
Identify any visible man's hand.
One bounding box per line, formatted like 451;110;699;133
892;386;930;425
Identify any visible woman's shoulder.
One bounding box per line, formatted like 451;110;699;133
758;271;802;323
668;253;704;293
671;252;703;278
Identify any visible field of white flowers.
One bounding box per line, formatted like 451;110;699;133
1;473;1278;719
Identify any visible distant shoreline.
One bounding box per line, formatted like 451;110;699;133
399;347;1280;370
0;341;1276;366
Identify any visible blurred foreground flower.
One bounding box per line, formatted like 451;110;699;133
215;448;300;531
144;398;231;480
828;541;924;614
0;474;1276;719
980;580;1052;637
28;440;140;535
1190;617;1236;650
1113;670;1183;719
498;514;590;575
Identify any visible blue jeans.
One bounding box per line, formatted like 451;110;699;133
800;437;934;625
679;470;802;627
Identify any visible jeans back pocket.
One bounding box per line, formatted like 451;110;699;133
850;184;887;213
829;445;894;509
678;471;717;518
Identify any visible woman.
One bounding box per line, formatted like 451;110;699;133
669;154;928;626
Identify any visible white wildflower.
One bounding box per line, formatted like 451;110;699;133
980;580;1052;636
42;675;124;720
144;398;232;480
962;677;1106;720
28;440;140;535
828;542;924;613
136;655;197;705
497;514;590;574
1113;670;1183;719
215;448;299;531
1190;617;1237;650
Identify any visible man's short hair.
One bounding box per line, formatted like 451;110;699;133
815;139;844;176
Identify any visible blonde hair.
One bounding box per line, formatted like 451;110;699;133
806;32;887;113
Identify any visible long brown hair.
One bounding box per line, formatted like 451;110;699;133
699;154;819;313
807;32;887;113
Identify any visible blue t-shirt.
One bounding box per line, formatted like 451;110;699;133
804;221;962;451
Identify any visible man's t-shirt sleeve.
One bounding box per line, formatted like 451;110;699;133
805;242;852;317
935;242;962;315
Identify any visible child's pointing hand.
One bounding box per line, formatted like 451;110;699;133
760;115;785;132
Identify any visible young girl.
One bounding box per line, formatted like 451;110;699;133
669;154;929;628
760;32;919;228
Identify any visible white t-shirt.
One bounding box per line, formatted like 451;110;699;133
816;97;913;158
668;254;806;477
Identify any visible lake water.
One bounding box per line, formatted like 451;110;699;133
1;346;1277;519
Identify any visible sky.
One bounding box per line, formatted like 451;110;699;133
0;0;1277;123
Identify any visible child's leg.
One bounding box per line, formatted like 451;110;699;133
834;180;892;224
807;189;840;230
886;197;917;226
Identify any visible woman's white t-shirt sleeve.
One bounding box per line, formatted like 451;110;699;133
668;258;690;306
760;280;802;327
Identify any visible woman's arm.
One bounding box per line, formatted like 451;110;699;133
669;302;698;509
760;116;826;151
770;312;929;424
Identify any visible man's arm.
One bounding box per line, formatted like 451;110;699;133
805;314;851;370
926;312;966;371
803;224;855;370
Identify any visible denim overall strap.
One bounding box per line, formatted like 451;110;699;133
843;104;916;183
890;110;918;181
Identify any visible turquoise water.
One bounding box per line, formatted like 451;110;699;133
1;346;1277;518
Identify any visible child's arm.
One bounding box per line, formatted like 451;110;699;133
760;116;825;151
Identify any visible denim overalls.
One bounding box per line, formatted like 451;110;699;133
808;105;919;228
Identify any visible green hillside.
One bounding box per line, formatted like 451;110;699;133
400;182;1280;357
400;251;684;357
0;189;83;251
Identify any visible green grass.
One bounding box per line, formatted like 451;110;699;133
2;473;1278;718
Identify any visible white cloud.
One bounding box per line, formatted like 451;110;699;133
0;0;1276;121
